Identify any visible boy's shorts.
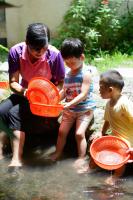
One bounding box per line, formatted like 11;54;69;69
60;109;94;132
62;109;94;123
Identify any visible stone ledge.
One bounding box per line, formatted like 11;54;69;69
0;61;8;72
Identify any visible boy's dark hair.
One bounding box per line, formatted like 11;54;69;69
26;23;50;50
100;70;124;90
60;38;84;59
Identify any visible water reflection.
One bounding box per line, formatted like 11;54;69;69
0;134;133;199
83;184;133;200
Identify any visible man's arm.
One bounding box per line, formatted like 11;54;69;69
56;80;64;91
9;71;27;96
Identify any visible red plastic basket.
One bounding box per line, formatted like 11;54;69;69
0;81;9;89
90;136;130;170
30;102;64;117
27;77;60;105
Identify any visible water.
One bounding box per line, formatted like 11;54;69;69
0;133;133;200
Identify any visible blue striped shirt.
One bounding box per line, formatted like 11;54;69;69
64;66;96;112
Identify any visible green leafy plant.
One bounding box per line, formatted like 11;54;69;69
94;3;121;51
52;0;121;56
117;13;133;55
52;0;133;59
0;44;9;62
52;0;88;48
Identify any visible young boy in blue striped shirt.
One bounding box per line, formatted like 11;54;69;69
51;38;96;172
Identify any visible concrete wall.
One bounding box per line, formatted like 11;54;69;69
5;0;133;48
5;0;72;47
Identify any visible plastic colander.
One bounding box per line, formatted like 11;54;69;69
30;102;64;117
90;135;130;170
0;81;9;89
26;77;60;104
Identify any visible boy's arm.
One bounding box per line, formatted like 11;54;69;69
101;120;110;136
59;88;65;101
64;71;91;108
89;120;109;141
8;45;27;96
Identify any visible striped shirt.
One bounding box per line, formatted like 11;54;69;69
64;66;96;112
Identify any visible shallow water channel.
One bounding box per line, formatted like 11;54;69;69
1;69;133;200
1;132;133;200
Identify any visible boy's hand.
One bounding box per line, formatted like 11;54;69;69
126;148;133;154
62;102;71;109
126;148;133;163
89;132;102;141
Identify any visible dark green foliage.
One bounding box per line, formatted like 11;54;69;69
118;13;133;54
0;44;9;62
52;0;133;58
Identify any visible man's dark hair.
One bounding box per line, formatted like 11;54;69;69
26;23;50;50
100;70;124;90
60;38;84;59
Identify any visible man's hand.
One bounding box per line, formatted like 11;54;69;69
23;88;28;97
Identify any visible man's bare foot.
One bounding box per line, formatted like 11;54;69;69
50;151;61;161
8;160;22;167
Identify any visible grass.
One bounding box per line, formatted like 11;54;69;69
0;44;9;62
90;52;133;72
1;46;133;73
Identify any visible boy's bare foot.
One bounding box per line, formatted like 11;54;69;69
77;164;91;174
73;158;91;174
8;160;22;167
73;158;86;169
105;176;118;186
50;152;61;161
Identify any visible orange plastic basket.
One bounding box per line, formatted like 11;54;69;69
27;77;60;104
30;102;64;117
90;136;130;170
0;81;9;89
